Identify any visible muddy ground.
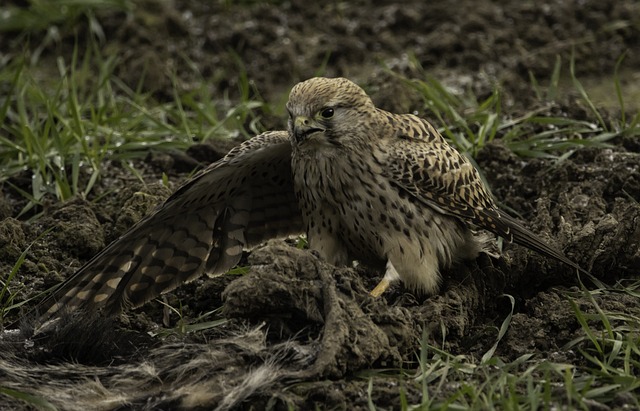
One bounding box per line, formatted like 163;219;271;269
0;0;639;409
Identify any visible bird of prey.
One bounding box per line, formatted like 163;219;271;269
37;77;586;321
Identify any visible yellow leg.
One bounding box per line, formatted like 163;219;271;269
369;260;400;297
370;278;391;297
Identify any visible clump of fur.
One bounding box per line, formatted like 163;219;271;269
0;244;402;410
1;321;311;410
12;309;155;366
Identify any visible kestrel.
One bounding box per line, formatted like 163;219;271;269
37;77;586;321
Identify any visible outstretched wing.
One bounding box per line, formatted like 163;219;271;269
382;114;587;273
39;131;303;320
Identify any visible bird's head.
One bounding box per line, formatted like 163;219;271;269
286;77;378;148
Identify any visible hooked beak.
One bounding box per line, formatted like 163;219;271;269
292;116;325;143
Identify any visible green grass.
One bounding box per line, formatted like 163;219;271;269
149;303;228;338
0;387;57;411
0;228;54;321
0;38;266;218
0;238;33;321
364;280;640;410
0;0;133;33
393;54;639;160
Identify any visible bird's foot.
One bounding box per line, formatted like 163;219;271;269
370;260;400;297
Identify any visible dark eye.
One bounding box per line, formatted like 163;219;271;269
320;107;334;118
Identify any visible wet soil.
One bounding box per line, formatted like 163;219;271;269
0;0;639;409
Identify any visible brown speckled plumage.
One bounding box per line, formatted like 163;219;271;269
40;131;302;320
38;77;585;321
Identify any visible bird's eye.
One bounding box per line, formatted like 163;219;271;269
320;107;334;119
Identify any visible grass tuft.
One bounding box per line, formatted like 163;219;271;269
0;0;133;34
392;54;637;160
0;38;267;216
363;280;640;410
0;228;54;322
0;386;58;411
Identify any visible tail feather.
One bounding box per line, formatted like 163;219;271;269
499;213;589;275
